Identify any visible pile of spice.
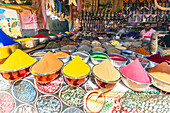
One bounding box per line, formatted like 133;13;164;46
91;43;102;47
120;59;151;83
100;39;108;42
61;45;76;50
109;54;127;62
53;51;70;58
0;49;36;71
127;45;137;50
0;91;15;113
63;55;90;77
32;51;63;74
77;45;91;52
146;54;166;63
85;90;105;113
93;59;121;82
163;55;170;62
58;41;67;45
68;42;78;45
14;104;37;113
160;50;170;55
147;62;170;83
45;41;61;49
111;41;122;46
128;56;149;63
92;47;105;52
92;40;100;44
12;80;37;103
134;47;150;55
60;86;85;107
0;75;11;90
31;51;47;56
115;46;127;50
90;53;108;60
107;47;121;53
102;43;112;49
31;34;49;38
35;76;63;94
82;40;90;44
36;95;62;113
16;38;37;41
79;42;90;46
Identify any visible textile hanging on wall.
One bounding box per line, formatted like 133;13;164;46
69;4;77;21
19;10;37;29
32;0;48;29
55;0;62;12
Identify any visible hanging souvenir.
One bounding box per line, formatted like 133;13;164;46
138;7;144;10
146;0;151;2
139;0;144;2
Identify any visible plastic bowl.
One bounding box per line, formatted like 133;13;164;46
120;71;153;91
62;65;90;87
30;63;63;84
0;64;34;81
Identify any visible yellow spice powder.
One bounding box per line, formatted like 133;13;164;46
0;49;37;71
63;55;90;77
16;38;36;41
93;59;121;81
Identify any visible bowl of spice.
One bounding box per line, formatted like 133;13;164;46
92;47;105;53
14;104;37;113
58;41;67;46
90;53;109;65
45;41;61;50
0;91;16;113
102;42;112;49
160;50;170;55
62;107;84;113
30;51;63;84
84;90;105;113
29;49;53;61
120;59;153;91
0;74;11;90
108;54;128;68
35;95;62;113
107;47;121;54
61;45;76;53
91;43;102;47
45;33;58;41
121;49;135;56
77;45;91;53
16;38;39;49
71;51;90;63
82;40;91;44
0;49;37;81
31;34;50;44
92;59;121;89
59;85;86;107
128;55;149;68
147;62;170;92
53;51;71;63
62;56;90;86
12;79;38;104
34;76;63;94
79;42;90;46
134;47;150;57
68;42;79;47
146;54;165;68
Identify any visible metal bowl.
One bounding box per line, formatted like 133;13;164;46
90;52;109;65
120;70;153;91
60;46;76;53
18;38;39;49
92;47;105;53
121;49;135;56
29;49;54;61
38;37;50;44
148;73;170;92
108;53;128;68
147;60;159;68
127;55;149;68
71;51;90;63
30;62;63;84
54;51;71;63
49;36;57;41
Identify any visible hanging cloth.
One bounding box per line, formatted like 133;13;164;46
124;0;129;3
139;0;144;2
131;0;136;3
146;0;151;2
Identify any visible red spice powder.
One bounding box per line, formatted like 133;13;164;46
32;34;49;38
109;54;127;62
163;55;170;61
120;59;150;83
146;54;166;63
